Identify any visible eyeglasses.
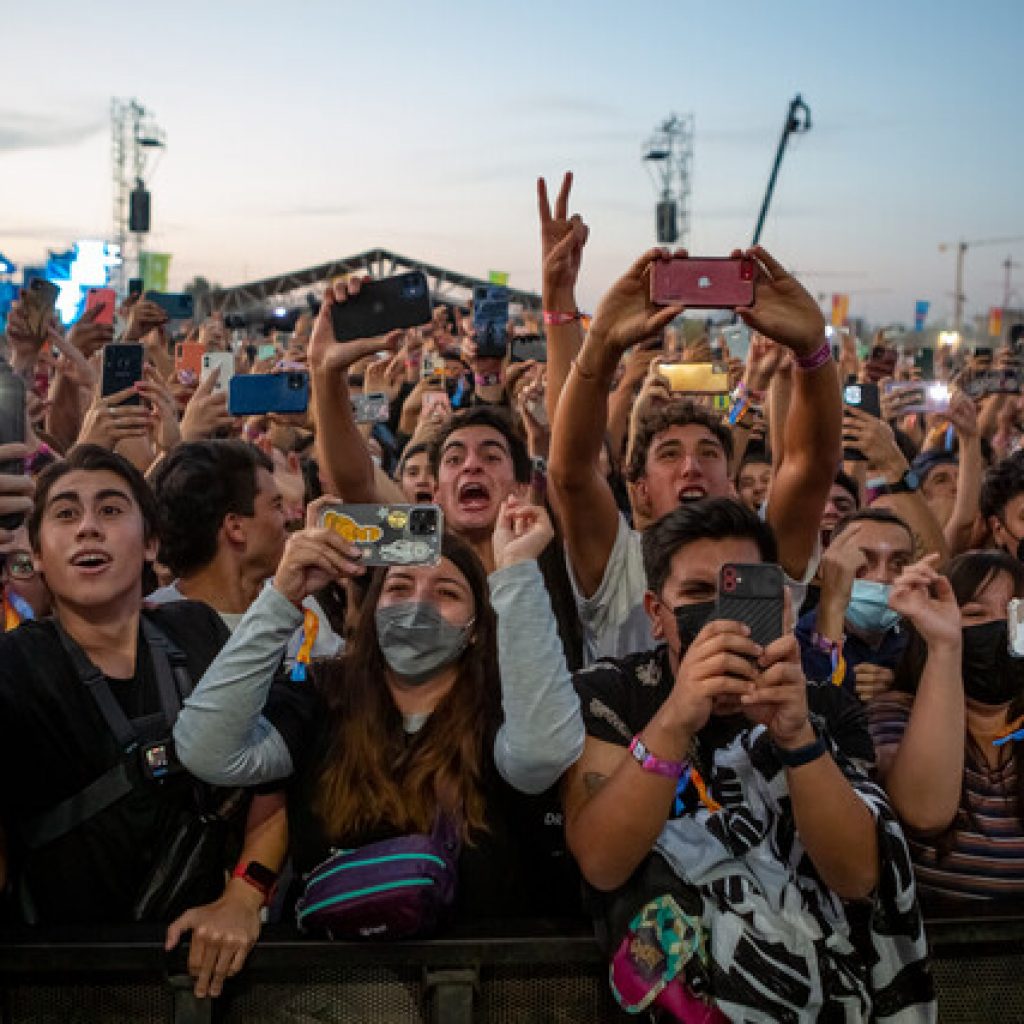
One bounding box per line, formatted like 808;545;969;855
5;555;36;581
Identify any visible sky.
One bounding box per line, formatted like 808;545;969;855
3;0;1023;329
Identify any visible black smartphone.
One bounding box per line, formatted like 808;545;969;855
509;334;547;363
974;346;993;359
148;292;195;320
331;272;433;343
0;368;26;531
712;562;784;650
101;344;145;405
915;347;935;379
843;381;881;462
1010;324;1024;356
472;285;510;359
128;278;144;298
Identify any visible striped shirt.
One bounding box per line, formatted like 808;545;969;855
868;692;1024;904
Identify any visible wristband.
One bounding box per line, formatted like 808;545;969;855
629;734;687;779
232;860;279;904
809;630;842;656
474;371;501;388
774;730;827;768
795;340;832;372
543;310;581;327
735;381;766;404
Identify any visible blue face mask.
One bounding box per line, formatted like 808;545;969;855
845;579;900;634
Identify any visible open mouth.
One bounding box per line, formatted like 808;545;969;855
457;481;491;512
70;551;113;572
414;489;434;504
678;487;707;503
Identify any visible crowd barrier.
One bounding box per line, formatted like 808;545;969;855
3;913;1024;1023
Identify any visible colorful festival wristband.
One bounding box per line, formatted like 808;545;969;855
796;340;832;372
474;371;501;387
543;310;581;326
629;735;687;779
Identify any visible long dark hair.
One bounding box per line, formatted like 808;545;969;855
311;534;501;844
894;550;1024;857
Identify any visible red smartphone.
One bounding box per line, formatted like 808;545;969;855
85;287;116;327
174;341;205;378
650;257;756;309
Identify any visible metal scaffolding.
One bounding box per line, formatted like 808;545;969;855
642;114;694;248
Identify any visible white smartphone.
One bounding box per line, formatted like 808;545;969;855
201;351;235;393
1009;598;1024;658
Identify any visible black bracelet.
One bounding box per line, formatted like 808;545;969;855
774;731;827;768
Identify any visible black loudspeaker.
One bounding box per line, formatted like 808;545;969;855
656;199;677;245
129;184;151;233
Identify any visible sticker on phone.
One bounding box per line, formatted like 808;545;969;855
319;504;442;566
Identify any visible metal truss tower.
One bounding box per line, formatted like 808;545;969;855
110;98;166;294
642;113;694;248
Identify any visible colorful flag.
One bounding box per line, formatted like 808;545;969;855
140;252;171;292
488;270;509;286
989;307;1004;338
831;294;850;328
914;300;930;332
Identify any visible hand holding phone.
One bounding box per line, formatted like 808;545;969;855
712;563;784;650
0;369;28;532
331;272;432;343
21;280;59;342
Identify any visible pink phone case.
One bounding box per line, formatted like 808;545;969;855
650;258;755;309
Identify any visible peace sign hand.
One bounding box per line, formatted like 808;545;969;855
537;172;589;302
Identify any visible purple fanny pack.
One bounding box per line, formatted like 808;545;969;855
296;812;461;940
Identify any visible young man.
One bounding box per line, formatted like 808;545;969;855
148;439;341;660
981;449;1024;559
0;446;230;923
795;508;914;703
549;247;843;663
562;498;934;1021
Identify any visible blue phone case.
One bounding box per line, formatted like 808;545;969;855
228;372;309;416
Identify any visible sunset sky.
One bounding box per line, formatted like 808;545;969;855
3;0;1023;328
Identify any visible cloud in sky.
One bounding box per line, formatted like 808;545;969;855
0;111;104;153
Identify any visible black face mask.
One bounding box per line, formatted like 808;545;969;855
961;620;1024;706
673;600;716;652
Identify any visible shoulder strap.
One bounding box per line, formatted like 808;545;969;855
51;619;138;752
140;616;193;726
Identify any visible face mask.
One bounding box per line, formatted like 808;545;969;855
375;601;473;686
845;579;900;634
961;620;1024;706
673;600;716;650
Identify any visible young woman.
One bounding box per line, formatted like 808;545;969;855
166;495;584;993
869;550;1024;907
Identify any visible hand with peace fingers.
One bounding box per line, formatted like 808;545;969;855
589;249;686;357
667;619;762;735
733;246;827;358
179;368;233;441
272;496;366;607
492;496;555;571
741;633;813;748
887;554;962;652
164;881;263;999
76;381;152;450
537;172;589;301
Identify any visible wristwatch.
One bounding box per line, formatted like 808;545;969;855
774;730;827;768
629;735;687;779
877;468;920;496
232;860;279;904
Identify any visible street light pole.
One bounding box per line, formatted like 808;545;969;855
752;94;812;247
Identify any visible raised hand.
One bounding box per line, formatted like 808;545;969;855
888;554;962;652
491;496;555;570
76;384;151;450
67;303;113;358
537;172;589;304
180;369;233;441
742;633;813;748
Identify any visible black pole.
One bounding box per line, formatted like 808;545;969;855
752;94;811;247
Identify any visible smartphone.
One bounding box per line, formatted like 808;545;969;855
509;334;547;363
963;368;1022;398
659;362;730;394
101;344;144;406
319;503;442;566
420;351;447;381
719;324;751;363
1009;599;1024;658
331;271;432;343
1010;325;1024;356
175;341;205;378
864;348;897;382
22;279;59;339
914;348;935;379
201;351;235;394
257;343;278;361
472;285;510;358
128;278;144;298
352;392;390;424
974;346;993;359
422;389;452;421
843;381;881;461
85;287;116;327
712;562;784;650
149;292;194;320
0;369;26;531
228;372;309;416
650;257;756;309
883;380;950;415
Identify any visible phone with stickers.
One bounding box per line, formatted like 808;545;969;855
319;503;443;566
712;562;784;650
351;392;390;424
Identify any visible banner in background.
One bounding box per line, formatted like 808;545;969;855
914;300;930;332
831;293;850;327
140;252;171;292
989;307;1004;338
488;270;509;286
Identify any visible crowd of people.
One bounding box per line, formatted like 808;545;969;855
1;171;1022;1022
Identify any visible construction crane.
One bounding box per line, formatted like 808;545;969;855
938;234;1024;332
642;114;694;247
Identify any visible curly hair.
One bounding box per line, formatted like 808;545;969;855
626;398;733;483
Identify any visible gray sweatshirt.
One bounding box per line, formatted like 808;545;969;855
173;559;584;795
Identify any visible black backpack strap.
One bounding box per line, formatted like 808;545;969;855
140;617;192;727
51;619;138;752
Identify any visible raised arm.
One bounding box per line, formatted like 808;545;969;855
941;393;984;556
489;498;584;794
875;557;964;833
548;250;683;598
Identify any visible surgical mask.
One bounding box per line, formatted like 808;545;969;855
845;579;900;634
673;600;716;651
961;620;1024;706
375;601;473;685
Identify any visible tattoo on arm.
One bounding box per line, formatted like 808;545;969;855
584;772;609;797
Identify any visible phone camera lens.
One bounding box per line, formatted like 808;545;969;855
409;510;435;535
288;374;304;389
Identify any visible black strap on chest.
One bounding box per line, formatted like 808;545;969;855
16;616;194;851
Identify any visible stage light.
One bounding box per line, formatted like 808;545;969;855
50;241;122;325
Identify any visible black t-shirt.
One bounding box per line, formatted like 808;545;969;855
0;601;229;924
573;644;875;811
263;672;582;929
